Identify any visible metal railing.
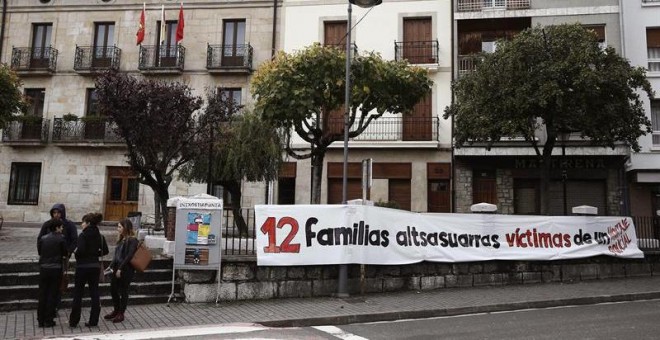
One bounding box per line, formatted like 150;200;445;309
74;45;121;72
206;44;253;71
51;118;123;143
10;46;58;73
458;54;483;76
642;0;660;3
139;45;185;71
395;40;439;64
2;118;49;142
633;216;660;250
326;116;439;142
222;208;256;256
457;0;531;12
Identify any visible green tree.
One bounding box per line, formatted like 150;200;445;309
95;71;205;237
444;24;654;214
0;63;26;129
179;90;283;235
251;43;432;203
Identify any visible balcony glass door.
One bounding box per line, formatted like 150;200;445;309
93;22;115;68
222;20;246;67
158;21;178;67
31;24;52;68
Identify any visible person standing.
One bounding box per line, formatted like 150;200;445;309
37;219;67;328
38;203;78;311
38;203;78;255
104;218;139;323
69;213;108;328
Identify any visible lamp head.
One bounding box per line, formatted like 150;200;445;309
349;0;382;8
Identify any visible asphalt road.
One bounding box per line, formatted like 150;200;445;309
61;299;660;340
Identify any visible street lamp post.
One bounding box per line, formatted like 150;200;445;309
338;0;382;298
560;131;569;215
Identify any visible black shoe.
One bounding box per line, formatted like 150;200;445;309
84;322;98;327
43;321;56;328
69;322;78;328
38;323;44;328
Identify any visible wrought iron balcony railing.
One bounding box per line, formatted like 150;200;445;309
10;46;58;74
324;43;359;57
206;44;253;72
457;0;531;12
139;45;185;72
395;40;439;64
326;116;439;142
74;45;121;72
51;118;123;143
2;118;49;143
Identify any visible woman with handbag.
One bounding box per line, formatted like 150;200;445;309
104;218;138;323
69;213;108;328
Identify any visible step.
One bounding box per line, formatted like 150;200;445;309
0;280;175;303
0;268;173;286
0;257;173;274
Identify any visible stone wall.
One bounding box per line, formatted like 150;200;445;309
180;254;660;302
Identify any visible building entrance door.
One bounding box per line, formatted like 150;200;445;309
104;167;139;221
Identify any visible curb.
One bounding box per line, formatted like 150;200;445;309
258;291;660;327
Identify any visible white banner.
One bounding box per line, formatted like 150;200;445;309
255;205;643;266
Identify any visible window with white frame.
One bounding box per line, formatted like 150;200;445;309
652;100;660;145
647;28;660;72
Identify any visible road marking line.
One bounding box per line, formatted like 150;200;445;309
312;325;369;340
48;323;268;340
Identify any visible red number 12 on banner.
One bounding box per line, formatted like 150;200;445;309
260;216;301;253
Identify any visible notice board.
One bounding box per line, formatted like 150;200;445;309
173;196;223;270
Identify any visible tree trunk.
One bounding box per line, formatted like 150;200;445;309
156;186;170;239
220;180;248;237
311;150;325;205
153;192;163;231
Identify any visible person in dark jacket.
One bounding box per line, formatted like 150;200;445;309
37;219;67;328
38;203;78;311
38;203;78;255
69;213;108;328
104;218;139;323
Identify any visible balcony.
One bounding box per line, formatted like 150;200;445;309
51;118;123;145
457;0;531;12
458;54;483;76
74;45;121;74
10;46;58;76
395;40;439;65
327;117;439;142
139;45;185;74
206;44;253;74
2;118;49;145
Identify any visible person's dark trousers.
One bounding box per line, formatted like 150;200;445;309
110;270;134;313
69;266;101;326
37;268;61;325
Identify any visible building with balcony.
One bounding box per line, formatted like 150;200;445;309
278;0;453;212
452;0;627;215
621;0;660;223
0;0;278;222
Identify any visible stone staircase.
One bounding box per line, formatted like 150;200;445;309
0;257;179;312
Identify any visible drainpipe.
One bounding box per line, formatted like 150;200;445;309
271;0;277;58
450;0;456;212
618;0;625;58
0;0;7;60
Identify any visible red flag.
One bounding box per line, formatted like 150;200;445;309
175;3;184;43
136;3;145;45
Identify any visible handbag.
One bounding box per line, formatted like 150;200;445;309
130;241;152;273
60;269;69;293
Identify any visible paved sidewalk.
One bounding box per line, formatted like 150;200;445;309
2;275;660;339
